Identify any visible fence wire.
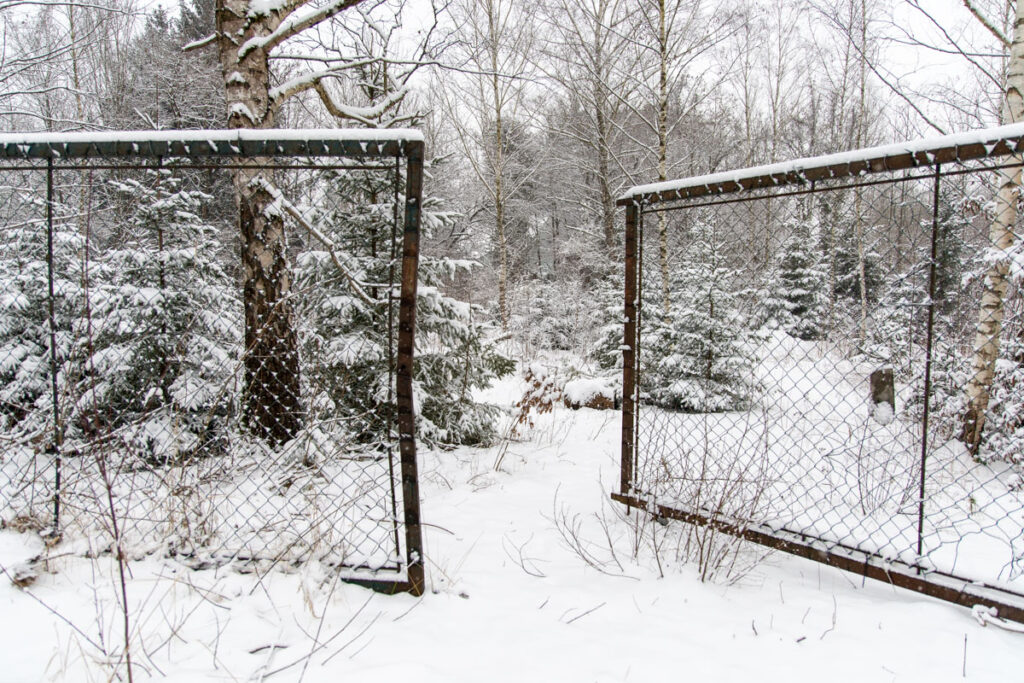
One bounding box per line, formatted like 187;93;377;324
0;152;422;589
622;152;1024;617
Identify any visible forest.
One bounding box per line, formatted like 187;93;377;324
0;0;1023;680
2;0;1020;465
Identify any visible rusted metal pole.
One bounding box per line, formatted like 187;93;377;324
397;140;425;596
621;203;640;496
386;153;402;563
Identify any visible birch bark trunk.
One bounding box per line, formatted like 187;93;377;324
657;0;671;315
962;2;1024;454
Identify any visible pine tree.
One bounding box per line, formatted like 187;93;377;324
594;263;626;372
643;219;757;412
415;253;515;446
296;160;512;449
932;190;971;321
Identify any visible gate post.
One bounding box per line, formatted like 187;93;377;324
621;202;639;496
398;140;425;595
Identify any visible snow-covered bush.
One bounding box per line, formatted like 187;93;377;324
984;329;1024;472
513;275;597;356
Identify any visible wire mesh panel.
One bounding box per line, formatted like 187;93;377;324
615;126;1024;621
0;132;425;593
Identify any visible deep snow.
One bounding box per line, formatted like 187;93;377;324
0;371;1022;681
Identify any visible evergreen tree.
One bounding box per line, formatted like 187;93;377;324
296;161;512;449
642;219;757;412
292;43;513;449
0;194;84;433
75;172;238;459
932;190;971;321
594;263;626;372
768;218;826;340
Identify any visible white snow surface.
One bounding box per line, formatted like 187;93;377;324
0;127;424;147
0;372;1021;680
621;121;1024;201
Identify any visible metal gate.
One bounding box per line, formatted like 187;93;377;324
0;130;425;594
615;123;1024;622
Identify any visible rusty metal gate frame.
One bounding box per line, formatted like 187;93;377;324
0;130;426;595
613;123;1024;623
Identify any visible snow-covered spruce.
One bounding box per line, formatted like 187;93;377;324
76;172;239;462
763;216;827;341
641;217;759;412
294;161;511;450
0;191;84;435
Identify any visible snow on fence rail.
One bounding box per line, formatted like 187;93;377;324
0;130;426;594
615;124;1024;623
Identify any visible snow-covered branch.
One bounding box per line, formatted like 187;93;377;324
313;80;408;127
961;0;1011;49
248;176;376;306
238;0;366;60
182;33;217;53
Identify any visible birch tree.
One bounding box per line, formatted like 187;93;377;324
963;0;1024;453
440;0;538;331
0;1;138;131
540;0;634;256
627;0;734;314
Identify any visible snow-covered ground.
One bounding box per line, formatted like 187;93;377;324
1;370;1022;681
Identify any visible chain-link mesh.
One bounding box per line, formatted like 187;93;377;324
0;150;420;586
625;153;1024;610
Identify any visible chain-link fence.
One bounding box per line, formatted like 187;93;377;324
615;125;1024;622
0;131;425;594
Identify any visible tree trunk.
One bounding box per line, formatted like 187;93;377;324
489;9;510;331
962;2;1024;454
854;0;870;344
657;0;670;315
216;0;303;444
596;98;615;255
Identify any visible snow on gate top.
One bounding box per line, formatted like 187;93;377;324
619;120;1024;206
0;128;425;160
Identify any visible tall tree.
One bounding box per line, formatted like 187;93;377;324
963;0;1024;453
626;0;734;313
540;0;633;256
440;0;538;330
195;0;386;444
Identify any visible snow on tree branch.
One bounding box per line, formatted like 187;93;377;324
312;81;408;127
237;0;366;60
248;175;377;306
182;33;218;53
961;0;1011;49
